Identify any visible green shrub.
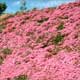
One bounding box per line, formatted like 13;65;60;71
0;3;7;14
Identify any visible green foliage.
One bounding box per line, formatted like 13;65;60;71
2;48;12;55
57;23;64;30
0;25;5;33
53;34;64;44
15;75;27;80
0;3;7;14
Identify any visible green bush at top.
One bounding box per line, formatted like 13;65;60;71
0;3;7;14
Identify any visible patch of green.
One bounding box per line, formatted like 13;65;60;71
53;34;64;45
2;48;12;54
15;75;28;80
57;23;64;30
0;56;4;65
0;25;5;33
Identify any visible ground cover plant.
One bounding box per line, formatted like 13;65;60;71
0;2;80;80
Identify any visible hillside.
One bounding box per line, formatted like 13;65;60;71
0;2;80;80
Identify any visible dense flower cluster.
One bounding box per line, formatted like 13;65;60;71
0;2;80;80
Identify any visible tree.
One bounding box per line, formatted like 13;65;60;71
20;0;27;12
0;3;7;14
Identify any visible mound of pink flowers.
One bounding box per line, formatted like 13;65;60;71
0;2;80;80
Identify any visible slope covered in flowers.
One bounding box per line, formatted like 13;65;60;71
0;2;80;80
